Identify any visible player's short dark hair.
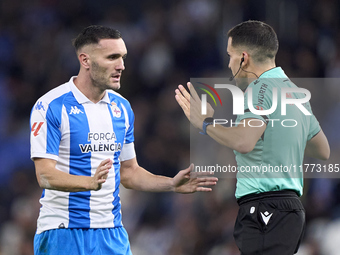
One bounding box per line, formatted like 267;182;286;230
73;25;122;52
227;20;279;63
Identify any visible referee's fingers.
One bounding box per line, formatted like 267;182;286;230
175;91;189;112
178;84;191;102
188;82;200;103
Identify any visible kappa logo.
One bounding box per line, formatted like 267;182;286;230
35;101;45;111
260;211;273;225
69;106;84;115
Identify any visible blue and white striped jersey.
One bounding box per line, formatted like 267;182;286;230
30;77;136;234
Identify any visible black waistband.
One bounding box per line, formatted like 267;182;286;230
237;190;299;206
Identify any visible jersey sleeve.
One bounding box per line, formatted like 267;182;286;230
238;82;272;123
30;100;61;161
307;114;321;141
119;102;136;162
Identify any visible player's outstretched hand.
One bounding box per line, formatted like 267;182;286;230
173;164;218;193
175;82;214;130
91;158;112;191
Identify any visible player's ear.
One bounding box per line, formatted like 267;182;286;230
78;53;90;69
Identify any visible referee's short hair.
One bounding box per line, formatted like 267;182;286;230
73;25;122;52
228;20;279;63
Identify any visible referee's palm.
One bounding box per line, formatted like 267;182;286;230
175;82;214;130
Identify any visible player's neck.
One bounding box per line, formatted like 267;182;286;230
74;71;105;104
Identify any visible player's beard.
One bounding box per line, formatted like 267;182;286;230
90;61;121;91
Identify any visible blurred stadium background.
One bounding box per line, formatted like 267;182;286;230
0;0;340;254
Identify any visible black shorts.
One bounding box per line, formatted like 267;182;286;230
233;190;305;255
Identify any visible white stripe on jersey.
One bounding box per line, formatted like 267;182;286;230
83;103;116;228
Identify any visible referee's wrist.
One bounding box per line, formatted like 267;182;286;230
200;117;214;135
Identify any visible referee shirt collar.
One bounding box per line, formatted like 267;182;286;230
259;67;287;79
69;76;111;104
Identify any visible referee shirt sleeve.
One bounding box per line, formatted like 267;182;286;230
307;114;321;141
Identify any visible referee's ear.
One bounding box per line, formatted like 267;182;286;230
242;52;249;66
79;52;91;70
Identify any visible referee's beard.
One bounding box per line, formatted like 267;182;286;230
236;79;249;91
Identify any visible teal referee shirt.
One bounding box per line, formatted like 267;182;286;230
234;67;320;199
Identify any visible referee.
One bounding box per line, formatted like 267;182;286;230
175;20;330;255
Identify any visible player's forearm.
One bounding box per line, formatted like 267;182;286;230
34;158;97;192
121;166;174;192
206;124;253;153
37;169;94;192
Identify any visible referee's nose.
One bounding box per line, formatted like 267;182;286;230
228;58;232;70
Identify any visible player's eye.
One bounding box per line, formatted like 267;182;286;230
108;54;119;60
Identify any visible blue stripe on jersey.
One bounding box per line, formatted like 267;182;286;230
112;165;122;226
65;96;91;228
46;96;64;155
108;94;135;144
107;102;125;226
30;105;34;129
40;189;45;208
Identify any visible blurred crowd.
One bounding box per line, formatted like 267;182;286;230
0;0;340;254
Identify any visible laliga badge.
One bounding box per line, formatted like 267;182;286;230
111;102;121;118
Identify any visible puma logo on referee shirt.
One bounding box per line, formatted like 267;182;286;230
260;211;273;225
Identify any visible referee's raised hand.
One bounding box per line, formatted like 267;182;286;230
175;82;214;131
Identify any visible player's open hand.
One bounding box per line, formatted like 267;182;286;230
173;164;218;193
175;82;214;130
91;158;112;191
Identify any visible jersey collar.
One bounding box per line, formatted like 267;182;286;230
69;76;111;104
259;67;287;79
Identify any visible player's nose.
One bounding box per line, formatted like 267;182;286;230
116;58;125;71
